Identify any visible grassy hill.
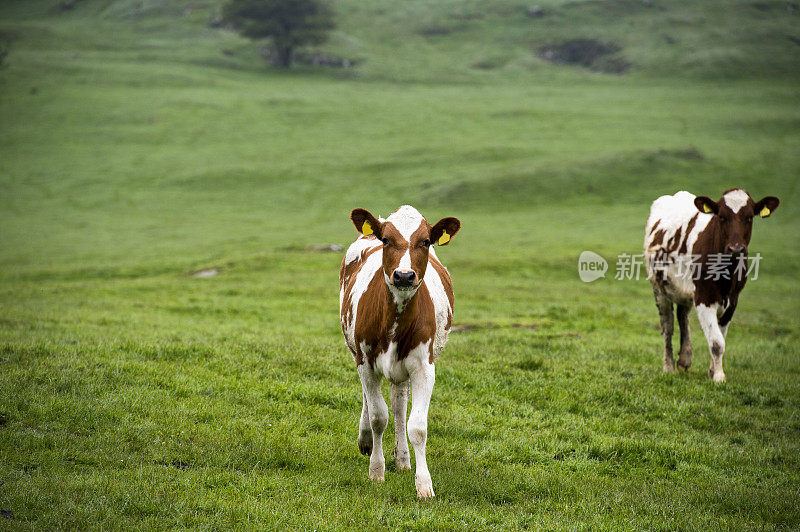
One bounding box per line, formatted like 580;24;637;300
1;0;799;529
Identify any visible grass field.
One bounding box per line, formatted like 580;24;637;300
1;0;800;529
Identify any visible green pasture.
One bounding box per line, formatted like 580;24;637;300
1;0;799;529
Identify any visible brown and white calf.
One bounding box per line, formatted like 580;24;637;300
339;205;460;498
644;189;779;382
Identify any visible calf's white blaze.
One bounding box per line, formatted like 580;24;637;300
389;205;425;240
723;189;750;213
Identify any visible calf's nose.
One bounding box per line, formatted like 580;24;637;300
392;269;416;288
726;243;746;255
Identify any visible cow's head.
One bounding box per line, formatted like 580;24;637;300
351;206;460;298
694;189;779;256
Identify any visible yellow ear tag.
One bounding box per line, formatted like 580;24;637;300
703;203;712;214
759;206;770;218
438;230;450;246
361;221;373;235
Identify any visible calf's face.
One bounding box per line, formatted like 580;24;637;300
694;189;780;256
350;208;460;295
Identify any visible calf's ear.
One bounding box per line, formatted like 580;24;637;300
351;208;383;238
430;217;461;246
694;196;719;215
753;196;780;218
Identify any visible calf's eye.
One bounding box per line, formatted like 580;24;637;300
422;239;431;247
381;238;389;245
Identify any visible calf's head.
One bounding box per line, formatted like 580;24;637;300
694;189;779;256
350;206;460;296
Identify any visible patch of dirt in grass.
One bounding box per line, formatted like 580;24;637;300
1;510;14;520
0;413;9;426
537;39;630;74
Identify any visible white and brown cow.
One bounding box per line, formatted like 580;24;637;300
339;205;460;499
644;189;780;382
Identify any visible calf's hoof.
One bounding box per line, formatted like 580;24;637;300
394;449;411;470
369;462;385;482
708;369;726;383
358;434;372;456
415;474;435;499
662;360;675;374
676;358;692;372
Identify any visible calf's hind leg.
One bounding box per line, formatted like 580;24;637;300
676;303;693;371
390;381;411;470
357;392;372;456
652;284;676;373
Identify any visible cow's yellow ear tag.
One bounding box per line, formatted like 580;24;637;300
703;203;712;214
759;206;771;218
362;221;373;235
438;230;450;246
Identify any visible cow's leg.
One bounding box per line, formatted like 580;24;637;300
676;303;693;371
408;362;436;499
695;303;725;383
390;381;411;470
358;364;388;481
357;391;372;456
652;284;675;373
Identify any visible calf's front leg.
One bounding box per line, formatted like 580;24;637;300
358;364;388;481
408;362;436;498
695;303;725;383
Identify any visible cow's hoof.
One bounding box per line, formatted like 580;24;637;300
676;358;692;372
708;370;726;383
415;474;434;499
394;449;411;470
358;434;372;456
369;468;385;482
662;361;675;374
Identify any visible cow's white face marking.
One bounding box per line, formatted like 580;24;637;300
398;249;412;270
722;189;750;213
389;205;425;240
382;205;427;301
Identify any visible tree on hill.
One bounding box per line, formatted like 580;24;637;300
222;0;335;68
